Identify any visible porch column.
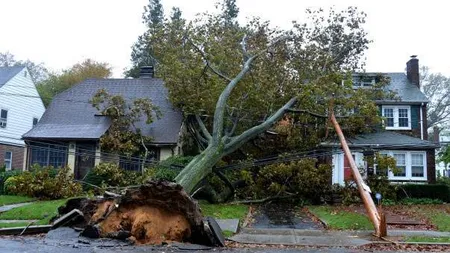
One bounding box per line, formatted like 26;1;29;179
22;146;28;171
67;142;76;174
95;142;101;166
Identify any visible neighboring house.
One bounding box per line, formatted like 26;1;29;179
324;56;437;185
23;67;183;179
436;130;450;177
0;66;46;170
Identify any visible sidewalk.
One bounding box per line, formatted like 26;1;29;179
229;228;450;247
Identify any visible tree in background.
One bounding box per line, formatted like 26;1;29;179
420;66;450;132
0;51;49;83
145;2;392;193
124;0;165;78
37;59;112;107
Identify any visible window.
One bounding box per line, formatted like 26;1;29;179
393;153;406;177
0;109;7;128
33;118;38;126
411;153;425;177
382;106;411;130
383;108;394;127
379;151;427;180
4;152;12;170
30;143;68;168
353;76;375;87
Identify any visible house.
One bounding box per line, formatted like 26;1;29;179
435;130;450;177
22;66;183;179
325;56;437;185
0;66;46;170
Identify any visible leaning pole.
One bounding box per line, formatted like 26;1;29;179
330;112;386;237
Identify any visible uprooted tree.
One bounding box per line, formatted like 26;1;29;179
136;1;392;194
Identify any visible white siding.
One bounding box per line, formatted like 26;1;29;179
160;147;175;160
332;152;365;186
0;68;45;146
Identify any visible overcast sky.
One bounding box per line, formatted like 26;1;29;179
0;0;448;77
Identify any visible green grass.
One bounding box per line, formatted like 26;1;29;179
418;210;450;232
200;203;248;220
308;206;373;230
0;199;67;221
405;236;450;243
0;195;34;206
222;230;234;238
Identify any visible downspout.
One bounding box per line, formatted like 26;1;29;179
420;103;424;140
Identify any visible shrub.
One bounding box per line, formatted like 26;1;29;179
143;156;194;182
0;170;23;194
397;184;450;202
84;163;142;191
5;166;82;199
240;158;332;203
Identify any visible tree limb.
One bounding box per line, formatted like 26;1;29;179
212;35;291;143
188;39;232;82
224;97;297;155
195;114;212;141
240;34;249;61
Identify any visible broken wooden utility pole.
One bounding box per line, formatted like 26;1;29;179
330;113;386;237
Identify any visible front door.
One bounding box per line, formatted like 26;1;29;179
343;154;355;182
75;142;96;180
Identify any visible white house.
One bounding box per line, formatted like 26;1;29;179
0;66;46;170
436;130;450;177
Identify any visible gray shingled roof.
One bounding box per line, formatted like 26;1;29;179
0;66;24;88
23;78;183;144
355;72;428;103
382;73;429;103
322;131;437;149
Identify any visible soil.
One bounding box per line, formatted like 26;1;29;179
98;204;190;245
57;181;215;246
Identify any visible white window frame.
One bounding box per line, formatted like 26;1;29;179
378;150;427;181
0;109;7;128
382;105;411;130
4;151;12;171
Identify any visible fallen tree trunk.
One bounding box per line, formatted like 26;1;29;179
57;180;219;246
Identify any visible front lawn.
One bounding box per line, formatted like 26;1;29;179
0;195;34;206
405;236;450;243
200;202;249;220
404;205;450;232
0;199;67;227
307;206;373;230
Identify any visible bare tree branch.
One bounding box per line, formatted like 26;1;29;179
195;114;212;141
187;39;232;82
224;97;297;155
240;34;249;61
212;35;291;143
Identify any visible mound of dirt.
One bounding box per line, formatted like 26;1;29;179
57;180;218;246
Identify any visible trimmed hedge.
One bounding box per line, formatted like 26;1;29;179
397;184;450;202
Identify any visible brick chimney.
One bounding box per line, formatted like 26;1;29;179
140;66;154;78
406;55;419;88
433;126;440;144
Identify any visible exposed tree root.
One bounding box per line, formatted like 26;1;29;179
57;180;218;246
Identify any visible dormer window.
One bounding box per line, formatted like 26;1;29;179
353;76;375;88
382;105;411;130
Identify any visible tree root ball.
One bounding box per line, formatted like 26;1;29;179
57;180;215;246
